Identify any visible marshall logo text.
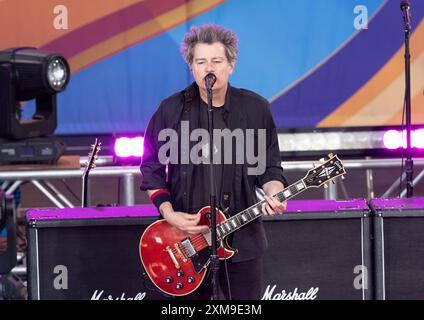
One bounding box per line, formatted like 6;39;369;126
262;285;319;300
90;290;146;300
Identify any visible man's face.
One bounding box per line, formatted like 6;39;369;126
190;42;235;93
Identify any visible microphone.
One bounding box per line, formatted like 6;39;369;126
400;0;411;29
205;73;216;90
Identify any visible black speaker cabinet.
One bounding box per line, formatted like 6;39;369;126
26;205;168;300
370;197;424;300
262;199;372;300
27;200;374;300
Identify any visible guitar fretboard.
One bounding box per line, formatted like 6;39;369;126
216;179;307;240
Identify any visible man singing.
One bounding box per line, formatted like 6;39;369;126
140;24;287;300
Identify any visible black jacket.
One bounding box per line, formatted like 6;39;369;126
140;82;287;262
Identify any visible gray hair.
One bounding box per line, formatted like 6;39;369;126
181;24;239;65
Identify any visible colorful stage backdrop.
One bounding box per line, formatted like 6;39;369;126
1;0;423;134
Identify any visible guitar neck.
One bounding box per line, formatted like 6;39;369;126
81;138;101;208
216;178;307;239
81;173;89;208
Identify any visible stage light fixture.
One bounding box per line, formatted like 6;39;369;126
277;127;424;158
113;136;144;164
0;47;70;140
383;129;424;150
383;130;404;150
113;135;144;166
415;129;424;149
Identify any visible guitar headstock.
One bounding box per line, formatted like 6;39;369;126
84;138;101;175
303;153;346;188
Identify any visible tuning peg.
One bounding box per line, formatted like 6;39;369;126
328;153;334;158
324;184;328;188
341;175;345;180
319;158;325;163
331;180;336;184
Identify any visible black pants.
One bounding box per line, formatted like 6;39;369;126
175;257;264;300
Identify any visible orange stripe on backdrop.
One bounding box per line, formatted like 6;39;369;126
68;0;224;73
384;91;424;125
332;51;424;126
318;19;424;127
0;0;141;49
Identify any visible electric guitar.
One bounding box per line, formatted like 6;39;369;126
81;138;101;208
139;153;346;296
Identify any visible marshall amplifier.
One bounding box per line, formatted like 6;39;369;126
27;200;373;300
370;197;424;300
26;205;168;300
262;199;372;300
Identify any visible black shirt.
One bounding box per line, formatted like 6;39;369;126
140;82;287;262
188;100;227;213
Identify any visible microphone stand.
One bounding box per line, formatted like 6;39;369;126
401;1;413;197
206;84;219;300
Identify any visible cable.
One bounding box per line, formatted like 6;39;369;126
219;206;233;300
222;245;232;300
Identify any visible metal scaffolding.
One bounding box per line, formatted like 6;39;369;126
1;157;424;207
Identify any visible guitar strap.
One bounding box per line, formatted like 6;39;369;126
176;84;200;211
220;87;246;217
222;191;231;214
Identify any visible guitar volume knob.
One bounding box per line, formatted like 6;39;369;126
177;270;184;277
165;276;173;284
187;276;195;284
176;283;184;290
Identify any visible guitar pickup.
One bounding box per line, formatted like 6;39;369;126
174;243;187;263
166;246;180;269
181;238;196;257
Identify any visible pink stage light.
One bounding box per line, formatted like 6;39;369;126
114;136;144;158
383;130;403;149
414;129;424;149
131;137;144;157
383;129;424;149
